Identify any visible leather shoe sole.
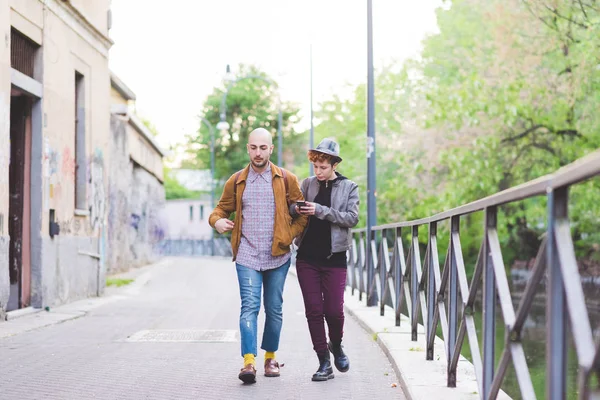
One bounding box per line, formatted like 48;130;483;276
238;371;256;384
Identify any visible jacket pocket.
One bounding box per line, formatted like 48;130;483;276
278;214;293;249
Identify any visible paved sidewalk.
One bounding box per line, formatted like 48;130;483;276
0;257;405;400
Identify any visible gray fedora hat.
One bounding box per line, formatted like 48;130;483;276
310;138;342;162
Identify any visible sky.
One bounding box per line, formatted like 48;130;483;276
108;0;442;152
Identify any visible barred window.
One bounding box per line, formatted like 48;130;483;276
10;28;39;78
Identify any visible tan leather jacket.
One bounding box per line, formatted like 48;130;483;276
209;162;308;261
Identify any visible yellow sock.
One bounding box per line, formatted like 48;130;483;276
265;351;276;360
243;353;255;366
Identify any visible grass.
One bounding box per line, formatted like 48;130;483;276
106;278;134;287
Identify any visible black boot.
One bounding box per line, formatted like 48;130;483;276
328;341;350;372
312;353;334;382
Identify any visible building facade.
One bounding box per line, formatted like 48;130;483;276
162;197;212;240
0;0;165;319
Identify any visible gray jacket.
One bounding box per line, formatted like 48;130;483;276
290;174;360;254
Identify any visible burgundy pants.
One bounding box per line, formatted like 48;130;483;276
296;260;347;357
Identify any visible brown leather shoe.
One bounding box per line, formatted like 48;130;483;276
238;364;257;384
264;358;281;377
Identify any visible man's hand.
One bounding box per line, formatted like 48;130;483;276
215;218;235;234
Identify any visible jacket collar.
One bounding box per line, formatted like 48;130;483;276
236;161;283;185
309;173;342;187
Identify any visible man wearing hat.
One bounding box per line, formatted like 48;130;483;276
290;138;360;382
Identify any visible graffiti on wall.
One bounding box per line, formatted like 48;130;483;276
89;150;105;230
48;147;61;201
61;146;75;178
55;217;85;235
43;139;63;206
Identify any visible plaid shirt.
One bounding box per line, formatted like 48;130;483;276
236;165;291;271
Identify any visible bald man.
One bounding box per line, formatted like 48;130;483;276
209;128;307;384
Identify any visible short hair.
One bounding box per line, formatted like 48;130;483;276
308;150;340;165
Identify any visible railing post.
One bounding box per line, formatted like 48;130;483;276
359;231;366;301
448;216;459;387
483;207;497;399
395;227;403;327
367;229;378;306
547;187;567;400
350;233;357;296
426;222;436;360
380;229;387;316
411;226;419;341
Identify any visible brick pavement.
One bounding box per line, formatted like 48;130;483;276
0;257;405;400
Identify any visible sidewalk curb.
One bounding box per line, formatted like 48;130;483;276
344;305;417;399
6;306;43;321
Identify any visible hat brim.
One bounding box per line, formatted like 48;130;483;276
309;149;342;163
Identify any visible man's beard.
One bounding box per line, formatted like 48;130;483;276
252;158;268;168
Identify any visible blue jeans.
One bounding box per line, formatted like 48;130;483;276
235;259;291;357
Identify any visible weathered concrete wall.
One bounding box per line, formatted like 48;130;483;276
107;115;165;273
107;116;132;273
40;236;100;308
129;165;165;267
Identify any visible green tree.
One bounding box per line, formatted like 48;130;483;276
163;168;200;200
186;65;303;186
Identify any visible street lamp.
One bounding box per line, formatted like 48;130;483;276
218;65;284;166
200;117;216;256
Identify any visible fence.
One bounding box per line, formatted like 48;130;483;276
154;237;232;257
347;150;600;399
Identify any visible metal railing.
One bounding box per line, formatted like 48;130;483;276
154;237;232;258
347;149;600;400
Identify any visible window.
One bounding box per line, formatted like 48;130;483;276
189;205;193;221
74;72;86;210
199;205;204;221
11;28;39;78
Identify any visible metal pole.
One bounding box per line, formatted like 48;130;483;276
201;117;216;256
309;43;314;176
209;124;215;257
277;105;283;166
366;0;378;307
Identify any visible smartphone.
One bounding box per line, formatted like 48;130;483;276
296;201;307;208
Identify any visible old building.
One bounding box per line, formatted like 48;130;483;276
108;73;166;273
0;0;165;319
162;169;212;241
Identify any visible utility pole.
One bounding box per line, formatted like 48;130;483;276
309;44;314;176
366;0;378;307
